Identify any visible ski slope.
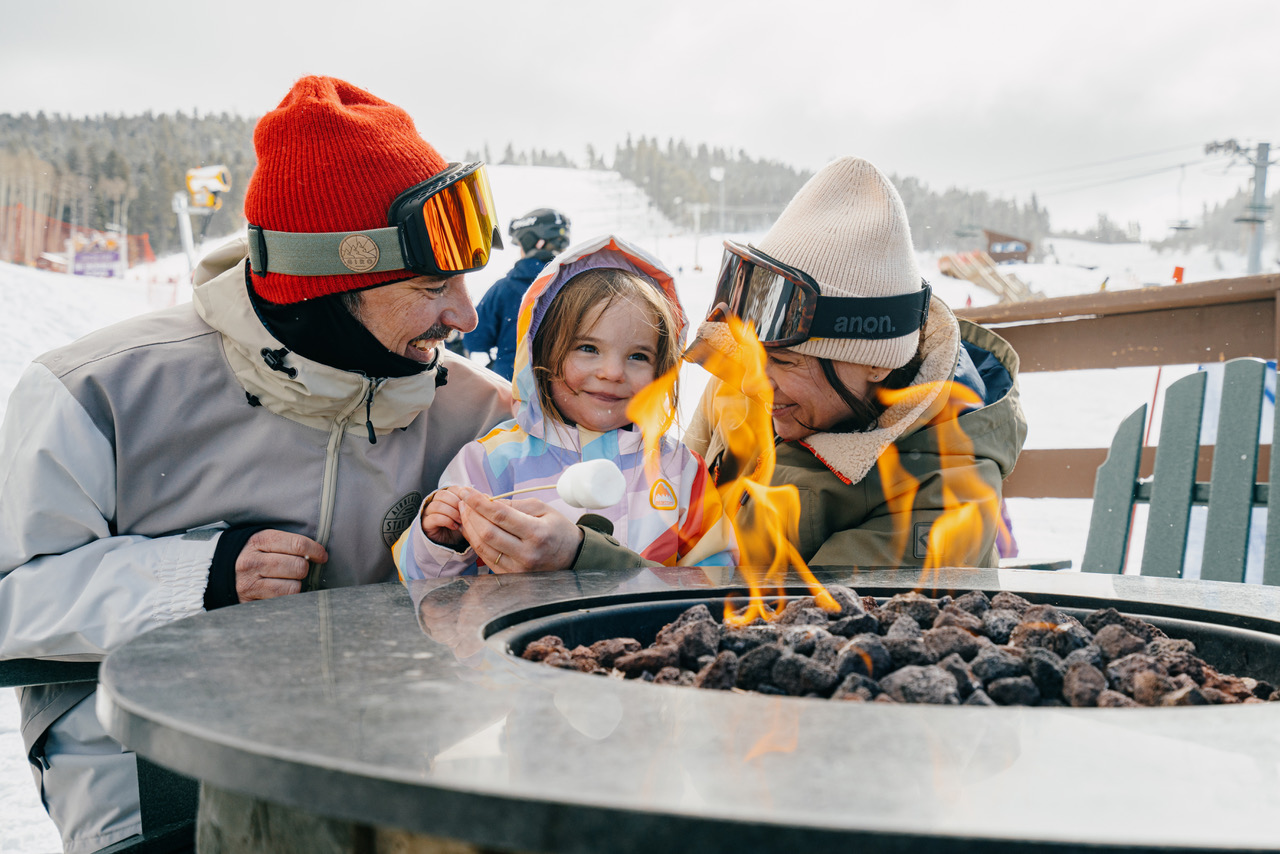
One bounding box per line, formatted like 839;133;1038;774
0;165;1270;852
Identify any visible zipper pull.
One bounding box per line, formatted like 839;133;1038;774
364;383;377;445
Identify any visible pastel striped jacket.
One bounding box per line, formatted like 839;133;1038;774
395;235;735;579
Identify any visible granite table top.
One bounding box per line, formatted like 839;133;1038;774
98;567;1280;853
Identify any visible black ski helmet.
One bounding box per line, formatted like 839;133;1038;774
508;208;571;255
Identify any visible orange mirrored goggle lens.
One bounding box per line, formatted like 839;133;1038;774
421;167;498;273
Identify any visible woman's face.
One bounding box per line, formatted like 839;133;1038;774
764;349;882;441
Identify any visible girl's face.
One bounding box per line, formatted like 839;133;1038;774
549;296;660;432
764;349;881;441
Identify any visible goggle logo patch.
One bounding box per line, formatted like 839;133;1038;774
649;478;677;511
339;234;379;273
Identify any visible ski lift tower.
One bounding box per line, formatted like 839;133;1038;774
1206;140;1273;275
173;165;231;276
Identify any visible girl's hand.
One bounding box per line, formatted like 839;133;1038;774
454;485;583;573
421;487;467;550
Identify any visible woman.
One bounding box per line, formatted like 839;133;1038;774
447;156;1025;571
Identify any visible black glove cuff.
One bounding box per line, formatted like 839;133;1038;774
205;526;270;610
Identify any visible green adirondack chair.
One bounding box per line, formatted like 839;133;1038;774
0;659;197;853
1082;357;1276;582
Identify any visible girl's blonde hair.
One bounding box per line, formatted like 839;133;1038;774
532;267;682;428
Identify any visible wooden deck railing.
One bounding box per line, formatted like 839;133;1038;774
955;274;1280;499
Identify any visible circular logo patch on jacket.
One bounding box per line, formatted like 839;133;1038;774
382;491;424;548
339;234;379;272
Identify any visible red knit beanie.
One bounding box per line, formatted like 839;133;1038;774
244;76;448;304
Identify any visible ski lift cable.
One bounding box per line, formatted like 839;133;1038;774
1036;159;1212;197
980;142;1210;185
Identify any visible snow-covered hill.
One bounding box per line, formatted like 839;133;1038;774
0;165;1268;852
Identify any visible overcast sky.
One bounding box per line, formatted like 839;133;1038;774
3;0;1277;237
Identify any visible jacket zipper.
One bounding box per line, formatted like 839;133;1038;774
304;377;380;591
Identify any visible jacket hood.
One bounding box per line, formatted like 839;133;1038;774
510;234;687;446
190;236;448;435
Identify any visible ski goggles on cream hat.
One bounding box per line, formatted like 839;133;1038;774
707;240;930;350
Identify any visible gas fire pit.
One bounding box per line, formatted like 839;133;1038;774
98;567;1280;853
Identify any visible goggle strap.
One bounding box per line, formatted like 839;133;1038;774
807;285;932;340
247;224;408;277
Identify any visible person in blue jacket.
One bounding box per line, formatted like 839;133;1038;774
466;208;571;380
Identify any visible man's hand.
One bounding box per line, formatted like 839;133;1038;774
421;487;467;549
455;486;583;574
235;530;328;601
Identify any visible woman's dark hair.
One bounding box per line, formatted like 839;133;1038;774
814;329;927;434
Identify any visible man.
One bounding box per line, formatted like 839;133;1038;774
0;76;512;852
464;208;570;380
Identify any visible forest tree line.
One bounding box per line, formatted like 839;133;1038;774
1;110;1269;265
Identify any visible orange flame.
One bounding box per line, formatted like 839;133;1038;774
876;380;1009;587
630;317;837;625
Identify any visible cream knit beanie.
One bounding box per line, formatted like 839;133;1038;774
757;156;923;369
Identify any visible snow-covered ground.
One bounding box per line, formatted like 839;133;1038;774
0;165;1271;852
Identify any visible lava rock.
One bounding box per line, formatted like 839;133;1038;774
924;626;983;662
1063;661;1108;707
780;625;830;657
811;634;846;670
1105;653;1165;699
589;637;641;670
831;672;881;702
825;585;867;617
971;645;1027;684
1009;607;1089;657
655;605;716;646
719;625;778;656
776;598;830;626
937;652;982;698
1094;624;1148;661
829;612;881;637
881;592;940;627
990;591;1033;614
981;609;1021;645
1160;683;1210;706
614;644;680;678
1096;689;1140;708
1064;645;1105;670
654;666;695;686
772;652;840;697
952;590;992;617
1084;608;1167;642
522;635;567;662
934;605;984;634
1201;667;1257;702
736;644;784;691
988;675;1041;706
836;634;893;680
964;688;997;706
568;646;600;672
694;651;739;690
886;615;923;638
671;620;721;669
1147;637;1196;657
1023;647;1066;700
884;636;936;669
879;665;960;704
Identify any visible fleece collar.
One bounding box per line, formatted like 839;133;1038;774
694;295;961;485
191;236;443;434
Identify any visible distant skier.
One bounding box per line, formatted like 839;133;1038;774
465;208;570;380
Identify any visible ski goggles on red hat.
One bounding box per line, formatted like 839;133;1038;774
247;161;503;280
706;240;931;348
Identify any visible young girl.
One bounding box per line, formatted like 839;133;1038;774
395;234;735;578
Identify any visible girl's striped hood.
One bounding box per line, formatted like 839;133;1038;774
510;234;687;446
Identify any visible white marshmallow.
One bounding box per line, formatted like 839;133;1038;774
556;459;627;509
